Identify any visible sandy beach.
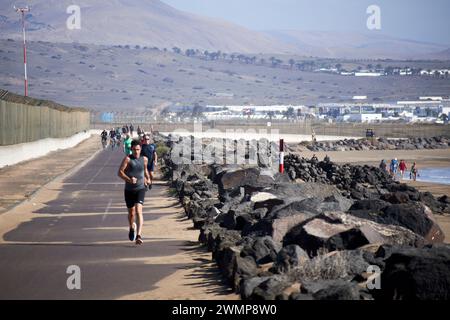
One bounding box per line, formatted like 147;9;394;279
290;147;450;243
290;147;450;196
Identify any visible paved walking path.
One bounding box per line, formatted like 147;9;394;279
0;141;238;300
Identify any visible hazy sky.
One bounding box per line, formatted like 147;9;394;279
162;0;450;45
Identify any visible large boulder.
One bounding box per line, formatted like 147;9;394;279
300;279;362;300
240;236;281;264
214;245;259;291
240;276;271;300
284;212;424;256
274;244;310;273
284;217;367;256
374;245;450;300
249;275;292;300
349;201;445;243
215;166;277;195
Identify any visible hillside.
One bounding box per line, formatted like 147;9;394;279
1;0;449;59
0;0;293;54
1;39;449;111
264;30;450;60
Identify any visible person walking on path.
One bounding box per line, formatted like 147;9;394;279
399;160;407;179
141;134;158;190
118;140;150;245
390;158;399;178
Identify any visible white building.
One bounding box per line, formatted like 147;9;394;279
355;72;382;77
420;69;450;76
419;96;443;101
441;107;450;117
339;113;382;123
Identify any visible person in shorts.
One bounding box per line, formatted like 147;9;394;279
118;140;150;245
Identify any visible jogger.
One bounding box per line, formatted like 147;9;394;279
118;140;150;245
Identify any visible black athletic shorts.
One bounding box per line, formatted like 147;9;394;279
124;188;146;208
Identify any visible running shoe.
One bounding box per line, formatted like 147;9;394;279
136;235;143;245
128;222;136;241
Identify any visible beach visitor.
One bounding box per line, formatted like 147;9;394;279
410;162;419;181
390;158;399;178
399;160;407;179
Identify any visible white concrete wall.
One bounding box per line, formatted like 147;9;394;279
0;130;98;169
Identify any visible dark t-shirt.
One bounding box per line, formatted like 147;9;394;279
124;155;145;191
141;144;156;165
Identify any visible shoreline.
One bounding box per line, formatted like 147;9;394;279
291;148;450;197
290;148;450;243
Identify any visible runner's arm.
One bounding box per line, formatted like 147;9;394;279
143;157;150;185
153;149;158;166
118;157;133;183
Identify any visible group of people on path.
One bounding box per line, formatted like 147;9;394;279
379;158;419;181
100;127;123;149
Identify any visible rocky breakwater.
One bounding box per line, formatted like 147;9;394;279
161;134;450;300
303;136;450;152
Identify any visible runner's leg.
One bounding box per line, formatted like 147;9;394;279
128;207;136;229
135;203;143;236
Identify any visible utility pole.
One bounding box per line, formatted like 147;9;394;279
14;6;30;97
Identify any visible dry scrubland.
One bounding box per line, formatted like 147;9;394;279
1;39;450;112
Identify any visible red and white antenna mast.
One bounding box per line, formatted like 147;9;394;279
14;5;30;97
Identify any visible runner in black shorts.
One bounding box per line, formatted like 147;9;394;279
118;140;150;245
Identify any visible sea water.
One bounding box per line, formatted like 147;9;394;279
404;167;450;185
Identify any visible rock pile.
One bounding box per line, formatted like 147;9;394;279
160;134;450;300
303;136;450;152
284;154;450;215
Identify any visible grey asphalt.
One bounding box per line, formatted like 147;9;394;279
0;146;186;300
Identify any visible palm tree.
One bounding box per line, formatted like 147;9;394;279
266;111;275;121
283;107;295;119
